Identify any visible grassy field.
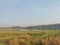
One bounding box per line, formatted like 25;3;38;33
0;30;60;45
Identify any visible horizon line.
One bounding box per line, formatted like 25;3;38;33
0;23;60;27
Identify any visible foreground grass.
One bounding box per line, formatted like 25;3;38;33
0;30;60;45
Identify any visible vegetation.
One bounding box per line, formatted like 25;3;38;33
0;30;60;45
1;24;60;30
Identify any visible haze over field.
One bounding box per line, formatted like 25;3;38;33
0;0;60;27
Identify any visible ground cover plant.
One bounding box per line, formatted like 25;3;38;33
0;30;60;45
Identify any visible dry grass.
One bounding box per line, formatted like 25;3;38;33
0;30;60;45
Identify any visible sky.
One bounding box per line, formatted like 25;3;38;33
0;0;60;27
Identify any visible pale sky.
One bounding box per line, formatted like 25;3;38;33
0;0;60;27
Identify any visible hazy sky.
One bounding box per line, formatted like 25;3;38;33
0;0;60;27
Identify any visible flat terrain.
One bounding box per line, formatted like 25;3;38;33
0;30;60;45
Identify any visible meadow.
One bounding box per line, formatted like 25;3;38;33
0;30;60;45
